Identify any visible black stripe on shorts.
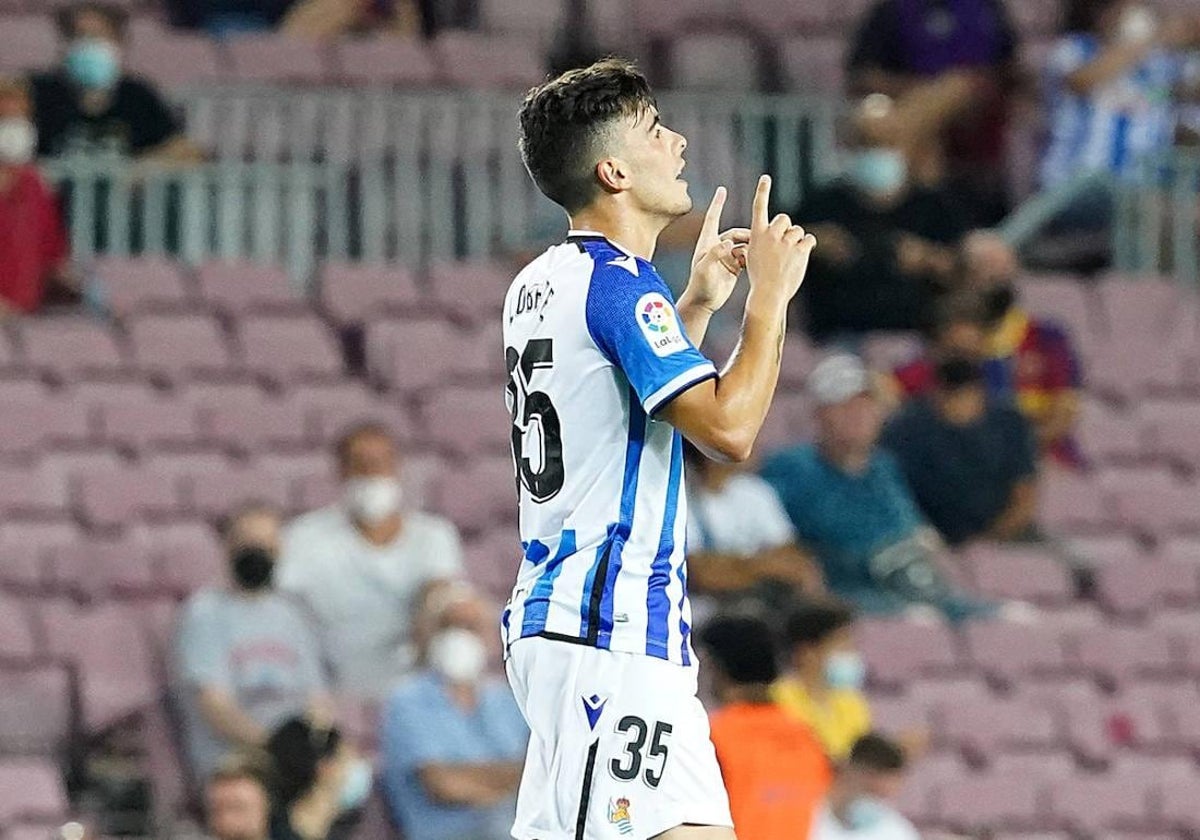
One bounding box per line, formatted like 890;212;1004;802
575;739;600;840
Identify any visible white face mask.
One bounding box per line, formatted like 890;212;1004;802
343;476;402;525
1118;5;1157;44
0;118;36;165
427;628;487;685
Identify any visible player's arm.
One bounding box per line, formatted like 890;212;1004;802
661;176;815;463
676;186;750;348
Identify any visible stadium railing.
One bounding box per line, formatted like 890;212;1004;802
1114;150;1200;287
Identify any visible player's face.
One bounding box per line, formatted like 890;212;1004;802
617;108;692;219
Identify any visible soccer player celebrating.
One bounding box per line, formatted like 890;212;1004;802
502;58;816;840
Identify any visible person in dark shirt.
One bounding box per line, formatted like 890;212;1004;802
881;355;1039;546
30;2;203;162
265;718;373;840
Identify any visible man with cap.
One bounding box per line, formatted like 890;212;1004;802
701;613;831;840
760;354;993;620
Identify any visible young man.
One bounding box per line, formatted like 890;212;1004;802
501;58;816;840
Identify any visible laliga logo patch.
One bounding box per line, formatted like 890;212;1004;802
636;293;686;357
608;797;634;835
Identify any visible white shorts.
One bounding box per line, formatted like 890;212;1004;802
505;636;733;840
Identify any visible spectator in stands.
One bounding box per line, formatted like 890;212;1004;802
811;733;919;840
30;3;203;161
173;503;333;784
0;76;72;315
882;353;1040;546
794;96;972;342
264;718;373;840
702;613;832;840
380;583;527;840
1038;0;1200;233
279;423;465;698
762;354;994;620
684;441;824;598
205;755;272;840
847;0;1020;224
771;600;871;762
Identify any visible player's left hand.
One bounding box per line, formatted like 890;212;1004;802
684;186;750;314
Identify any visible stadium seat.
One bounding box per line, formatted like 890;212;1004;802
127;31;224;88
964;621;1069;685
855;619;961;687
227;34;331;84
421;386;512;457
237;314;344;384
940;697;1059;754
1071;625;1175;687
1095;560;1199;616
16;316;127;382
1051;770;1154;833
432;31;546;89
1037;469;1112;534
92;256;195;314
92;384;200;453
964;544;1075;605
0;664;71;755
1141;400;1200;469
1077;398;1145;465
333;35;437;85
0;463;67;519
295;381;411;446
136;521;225;595
187;465;292;519
428;260;510;324
936;772;1044;830
196;260;301;313
129;312;237;382
739;0;828;31
0;593;38;662
429;456;516;535
191;383;311;451
629;0;740;37
48;537;155;599
1159;775;1200;832
667;32;761;92
0;758;69;825
319;262;422;326
0;15;58;72
366;316;489;392
78;465;182;528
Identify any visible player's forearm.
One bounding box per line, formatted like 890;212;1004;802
712;295;789;442
675;292;716;347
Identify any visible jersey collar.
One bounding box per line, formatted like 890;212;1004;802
566;229;638;259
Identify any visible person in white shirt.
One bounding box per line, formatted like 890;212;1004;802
278;423;464;698
812;733;920;840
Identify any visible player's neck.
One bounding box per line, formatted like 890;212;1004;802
569;206;665;261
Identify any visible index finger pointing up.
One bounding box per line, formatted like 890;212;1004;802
752;175;772;233
698;185;727;245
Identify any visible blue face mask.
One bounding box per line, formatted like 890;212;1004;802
848;149;907;197
65;39;120;90
824;651;867;690
338;758;373;811
845;796;888;830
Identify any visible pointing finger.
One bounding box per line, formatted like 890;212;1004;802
698;186;727;245
751;175;772;233
718;227;751;244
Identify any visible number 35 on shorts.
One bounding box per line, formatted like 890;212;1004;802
609;715;672;789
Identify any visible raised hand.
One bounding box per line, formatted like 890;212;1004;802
745;175;816;304
685;186;751;315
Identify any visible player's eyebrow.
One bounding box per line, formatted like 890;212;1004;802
646;112;662;133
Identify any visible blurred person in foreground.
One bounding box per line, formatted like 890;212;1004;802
812;734;918;840
847;0;1020;224
380;582;527;840
173;503;333;784
264;718;373;840
279;422;464;698
205;755;272;840
701;614;832;840
0;76;72;315
30;2;203;162
882;353;1040;547
772;600;871;763
761;354;997;620
684;440;824;600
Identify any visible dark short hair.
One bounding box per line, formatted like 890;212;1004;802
848;732;907;772
334;421;394;469
699;613;779;685
785;599;857;647
265;718;341;807
57;2;128;40
518;57;657;213
1063;0;1118;33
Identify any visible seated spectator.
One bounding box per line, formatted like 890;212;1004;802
684;441;824;598
380;583;527;840
1038;0;1200;232
701;613;832;840
0;76;71;315
847;0;1020;223
793;97;972;342
771;600;871;762
205;755;272;840
265;718;373;840
811;733;919;840
279;423;464;698
762;354;993;619
31;3;203;161
882;354;1039;546
173;503;333;784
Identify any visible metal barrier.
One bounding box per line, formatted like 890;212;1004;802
1114;150;1200;287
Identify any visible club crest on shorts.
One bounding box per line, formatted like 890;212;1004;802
608;797;633;835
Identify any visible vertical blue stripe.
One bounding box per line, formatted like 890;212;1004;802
520;531;576;636
645;433;683;656
1110;112;1131;173
675;559;691;666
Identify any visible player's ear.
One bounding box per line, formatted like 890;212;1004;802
595;155;629;194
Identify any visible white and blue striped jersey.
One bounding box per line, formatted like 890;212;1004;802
499;231;718;666
1040;33;1180;188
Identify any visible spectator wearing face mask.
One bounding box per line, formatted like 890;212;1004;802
380;583;528;840
265;719;374;840
29;2;203;162
812;733;918;840
0;76;71;316
205;755;272;840
172;503;334;785
279;423;465;698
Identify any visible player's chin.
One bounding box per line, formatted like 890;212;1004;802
674;179;693;213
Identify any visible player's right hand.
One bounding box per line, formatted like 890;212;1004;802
745;174;816;303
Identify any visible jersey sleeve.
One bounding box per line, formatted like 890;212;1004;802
585;260;717;416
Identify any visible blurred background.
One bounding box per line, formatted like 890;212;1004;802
0;0;1199;838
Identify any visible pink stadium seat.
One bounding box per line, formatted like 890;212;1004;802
430;456;516;534
1037;469;1111;533
937;772;1043;829
192;384;310;451
0;758;68;825
1159;775;1200;831
0;15;58;72
428;260;509;323
964;621;1068;684
91;256;193;314
1052;771;1153;833
422;386;511;457
56;604;156;731
94;384;199;452
137;521;225;595
0;393;91;455
196;260;300;313
865;693;930;734
668;32;760;92
366;316;489;391
940;698;1059;754
462;527;522;601
1071;625;1175;686
1065;534;1144;565
0;593;37;661
294;381;410;445
333;36;436;85
227;34;330;84
129;312;236;381
1016;275;1097;339
630;0;739;37
1141;401;1200;469
17;316;127;382
319;262;422;326
855;619;960;687
1077;399;1144;465
78;464;181;527
778;340;819;390
0;464;67;519
1095;561;1199;615
238;314;343;383
778;35;846;94
1160;537;1200;565
989;751;1077;779
188;465;291;518
1106;683;1192;750
432;31;546;89
740;0;829;31
0;664;71;755
964;544;1074;604
0;521;81;590
127;31;224;88
48;536;154;599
